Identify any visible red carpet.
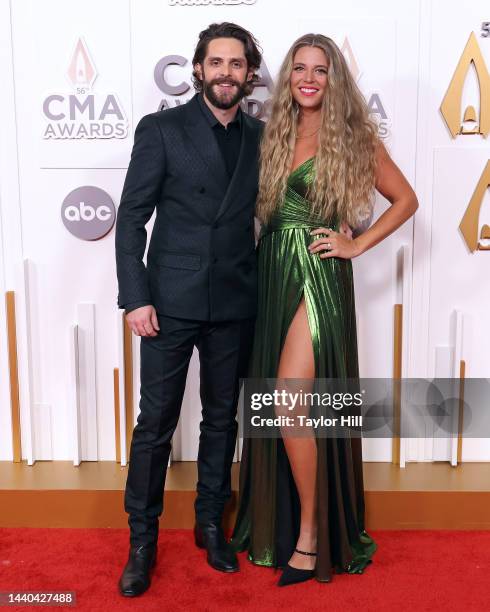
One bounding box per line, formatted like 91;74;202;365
1;529;489;611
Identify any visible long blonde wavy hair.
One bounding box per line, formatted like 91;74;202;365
257;34;379;226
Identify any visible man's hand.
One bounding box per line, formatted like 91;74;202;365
125;305;160;337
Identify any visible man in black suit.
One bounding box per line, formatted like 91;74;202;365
115;23;263;596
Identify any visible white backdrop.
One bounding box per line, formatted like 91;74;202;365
0;0;488;463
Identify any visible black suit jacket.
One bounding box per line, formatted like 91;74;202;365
115;94;264;321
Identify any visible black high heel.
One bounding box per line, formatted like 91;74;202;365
277;548;317;587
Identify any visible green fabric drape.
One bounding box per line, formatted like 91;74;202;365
232;158;376;582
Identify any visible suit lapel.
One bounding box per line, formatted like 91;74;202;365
213;112;257;222
183;95;229;194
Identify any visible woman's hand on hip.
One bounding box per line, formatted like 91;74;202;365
309;225;362;259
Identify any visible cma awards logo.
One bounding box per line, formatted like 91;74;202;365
340;38;391;139
42;38;128;140
61;186;116;240
440;32;490;252
440;32;490;137
153;37;391;136
459;161;490;252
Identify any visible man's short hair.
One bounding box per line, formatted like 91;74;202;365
192;22;262;96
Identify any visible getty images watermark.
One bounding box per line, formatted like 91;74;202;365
249;387;364;430
238;378;490;438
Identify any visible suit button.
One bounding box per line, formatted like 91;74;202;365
213;222;219;229
199;187;206;194
213;257;218;263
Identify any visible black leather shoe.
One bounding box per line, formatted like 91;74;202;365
118;544;157;597
194;523;239;573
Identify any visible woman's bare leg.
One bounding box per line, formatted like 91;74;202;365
277;297;317;570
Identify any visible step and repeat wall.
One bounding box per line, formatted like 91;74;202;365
0;0;488;464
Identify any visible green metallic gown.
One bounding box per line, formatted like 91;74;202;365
231;157;377;582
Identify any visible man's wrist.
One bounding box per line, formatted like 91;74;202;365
123;301;152;314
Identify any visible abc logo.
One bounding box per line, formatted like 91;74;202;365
61;186;115;240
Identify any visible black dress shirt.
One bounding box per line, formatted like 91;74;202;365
197;93;242;180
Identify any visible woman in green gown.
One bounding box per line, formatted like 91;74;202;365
231;34;418;586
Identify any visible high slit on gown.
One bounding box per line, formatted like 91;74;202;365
231;157;377;582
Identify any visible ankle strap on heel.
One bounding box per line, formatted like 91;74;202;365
294;548;317;556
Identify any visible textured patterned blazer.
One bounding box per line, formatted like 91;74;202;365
115;94;264;321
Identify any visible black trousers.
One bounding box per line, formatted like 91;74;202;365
124;313;254;547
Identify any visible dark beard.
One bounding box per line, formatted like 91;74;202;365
203;76;247;109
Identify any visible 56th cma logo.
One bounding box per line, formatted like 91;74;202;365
440;32;490;252
42;38;128;139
